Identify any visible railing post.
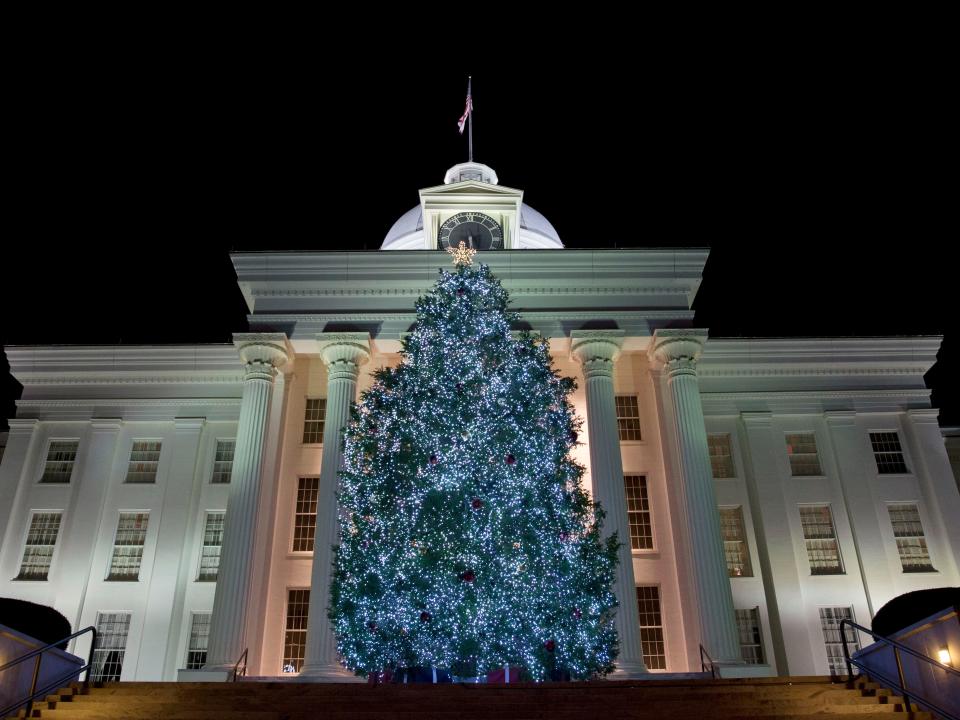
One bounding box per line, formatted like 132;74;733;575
841;619;854;681
26;654;42;718
893;646;910;710
85;627;98;692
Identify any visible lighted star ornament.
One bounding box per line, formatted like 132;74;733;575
446;240;476;267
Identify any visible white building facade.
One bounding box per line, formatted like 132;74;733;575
1;163;958;681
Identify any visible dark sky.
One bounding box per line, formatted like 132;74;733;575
2;54;956;429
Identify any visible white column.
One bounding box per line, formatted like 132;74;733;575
300;333;370;679
205;334;290;671
650;330;741;664
570;330;648;676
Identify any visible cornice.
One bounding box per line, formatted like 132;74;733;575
248;286;693;298
698;366;933;378
17;399;243;408
702;389;931;401
16;374;244;386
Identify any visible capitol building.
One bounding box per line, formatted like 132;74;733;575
1;161;957;681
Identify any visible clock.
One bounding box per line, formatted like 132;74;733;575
438;212;503;251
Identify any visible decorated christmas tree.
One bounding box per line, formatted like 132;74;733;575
329;244;619;681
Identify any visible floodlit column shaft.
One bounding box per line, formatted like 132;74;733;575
206;334;290;670
651;330;741;664
301;333;370;677
571;331;648;675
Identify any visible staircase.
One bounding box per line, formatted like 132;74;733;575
7;676;934;720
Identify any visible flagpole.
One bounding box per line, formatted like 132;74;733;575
467;76;473;163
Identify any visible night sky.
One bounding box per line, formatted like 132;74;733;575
2;60;956;430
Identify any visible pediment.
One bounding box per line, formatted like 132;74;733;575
419;181;522;198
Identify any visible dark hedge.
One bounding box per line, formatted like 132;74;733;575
871;587;960;638
0;598;72;650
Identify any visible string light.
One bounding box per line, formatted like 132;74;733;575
330;263;619;681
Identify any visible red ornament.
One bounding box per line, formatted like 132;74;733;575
573;608;582;619
456;288;466;297
544;639;556;653
420;611;432;622
506;454;516;465
461;570;476;583
367;621;378;633
569;431;578;443
429;454;438;465
471;498;483;510
456;382;464;392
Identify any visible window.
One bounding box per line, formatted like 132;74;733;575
185;613;211;670
736;608;765;664
870;432;909;474
40;440;79;483
17;512;62;580
785;433;822;476
91;612;131;682
819;607;860;676
125;441;162;484
210;440;235;484
635;586;665;670
887;503;935;572
107;513;149;581
624;475;653;550
799;505;844;575
283;588;310;672
303;399;326;444
615;395;642;441
197;512;225;581
293;477;320;552
719;506;752;577
708;434;735;478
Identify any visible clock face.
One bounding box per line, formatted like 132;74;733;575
438;212;503;251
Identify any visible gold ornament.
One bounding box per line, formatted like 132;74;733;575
446;240;477;267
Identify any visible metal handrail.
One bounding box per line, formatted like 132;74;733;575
232;647;249;682
840;618;958;720
0;625;98;719
699;644;718;679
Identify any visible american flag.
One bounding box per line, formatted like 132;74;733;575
458;79;472;134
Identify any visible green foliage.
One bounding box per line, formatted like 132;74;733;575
329;263;619;680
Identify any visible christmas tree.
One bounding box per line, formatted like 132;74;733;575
329;245;619;681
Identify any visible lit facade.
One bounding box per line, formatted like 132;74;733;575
1;163;958;681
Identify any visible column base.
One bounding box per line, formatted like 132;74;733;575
178;668;235;682
608;659;650;678
297;662;366;682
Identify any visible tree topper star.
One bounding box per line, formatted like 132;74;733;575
446;241;477;267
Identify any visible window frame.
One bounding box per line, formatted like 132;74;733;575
614;395;643;443
784;431;824;477
106;511;150;582
15;509;64;581
718;505;753;578
868;430;911;476
886;501;936;574
36;438;81;485
623;474;655;553
282;587;310;674
196;510;226;582
707;433;737;479
798;504;845;576
291;476;320;554
124;439;163;484
210;439;236;485
185;612;211;670
635;584;666;670
302;397;326;445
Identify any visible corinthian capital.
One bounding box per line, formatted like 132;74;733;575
648;329;708;378
317;332;371;381
570;330;625;379
234;333;292;381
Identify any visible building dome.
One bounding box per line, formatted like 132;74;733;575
381;162;563;250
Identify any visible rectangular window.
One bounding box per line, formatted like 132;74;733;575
197;512;225;581
623;475;653;550
283;588;310;673
799;505;844;575
303;398;326;444
107;512;149;581
708;433;735;478
819;607;860;676
91;612;131;682
615;395;642;441
887;503;935;572
736;608;765;664
17;512;63;580
870;432;909;474
785;432;822;476
40;440;79;483
210;440;235;484
635;586;666;670
293;477;320;552
719;506;753;577
125;441;162;484
185;613;211;670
